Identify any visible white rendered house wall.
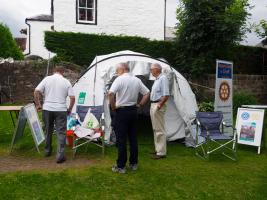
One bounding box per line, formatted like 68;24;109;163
26;21;56;59
54;0;165;40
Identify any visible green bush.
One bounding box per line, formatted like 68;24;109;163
198;101;214;112
45;31;176;67
45;31;267;75
233;91;258;114
0;23;24;60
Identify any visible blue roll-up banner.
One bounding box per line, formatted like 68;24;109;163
214;60;233;135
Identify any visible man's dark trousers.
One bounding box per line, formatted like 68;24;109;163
43;110;67;160
115;106;138;169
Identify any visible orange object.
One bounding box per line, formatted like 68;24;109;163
66;130;75;147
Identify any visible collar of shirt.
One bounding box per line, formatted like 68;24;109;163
156;73;163;80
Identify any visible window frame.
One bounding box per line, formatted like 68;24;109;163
76;0;97;25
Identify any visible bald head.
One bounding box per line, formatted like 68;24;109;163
150;63;162;78
116;63;130;75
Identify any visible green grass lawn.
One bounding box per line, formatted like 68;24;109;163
0;112;267;200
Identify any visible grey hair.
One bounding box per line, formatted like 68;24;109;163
151;63;162;70
116;62;130;72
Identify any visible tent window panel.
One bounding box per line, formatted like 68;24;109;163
77;0;96;24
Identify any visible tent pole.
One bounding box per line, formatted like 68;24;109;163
93;55;97;106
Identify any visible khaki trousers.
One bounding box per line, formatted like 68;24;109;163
150;103;167;156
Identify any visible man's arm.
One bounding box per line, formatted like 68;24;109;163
138;92;150;107
108;92;116;111
34;90;42;111
158;95;169;110
68;96;75;114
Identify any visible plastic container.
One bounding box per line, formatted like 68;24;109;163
66;130;75;147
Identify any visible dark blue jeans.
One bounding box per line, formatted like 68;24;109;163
114;106;138;168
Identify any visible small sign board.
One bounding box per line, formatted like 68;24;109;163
236;107;265;154
10;103;45;153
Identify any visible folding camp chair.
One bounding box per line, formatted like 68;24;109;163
72;105;105;158
195;111;237;161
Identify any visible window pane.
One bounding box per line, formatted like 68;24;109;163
87;0;94;8
87;9;94;21
79;0;86;7
79;9;86;20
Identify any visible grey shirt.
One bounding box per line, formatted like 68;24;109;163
150;74;170;101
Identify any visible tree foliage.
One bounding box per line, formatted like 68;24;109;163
175;0;251;75
255;20;267;39
0;23;24;60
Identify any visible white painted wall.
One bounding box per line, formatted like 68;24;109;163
26;21;55;59
54;0;165;40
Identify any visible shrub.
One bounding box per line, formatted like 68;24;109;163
44;31;267;75
45;31;176;67
233;91;258;114
198;102;214;112
0;23;24;60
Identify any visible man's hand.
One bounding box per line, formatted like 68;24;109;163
36;104;42;112
108;92;116;111
34;90;43;112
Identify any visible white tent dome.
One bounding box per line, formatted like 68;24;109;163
72;50;198;144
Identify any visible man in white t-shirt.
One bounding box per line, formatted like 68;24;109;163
34;66;75;163
109;63;150;173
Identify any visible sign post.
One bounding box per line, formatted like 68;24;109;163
214;60;233;135
236;108;265;154
10;103;45;153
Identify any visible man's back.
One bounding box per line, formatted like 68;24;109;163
36;73;73;111
110;73;149;107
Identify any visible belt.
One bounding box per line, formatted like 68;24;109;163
116;105;137;109
151;100;160;103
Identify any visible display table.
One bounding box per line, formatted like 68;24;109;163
0;106;23;127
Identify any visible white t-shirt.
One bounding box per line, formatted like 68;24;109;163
35;73;74;111
109;73;149;107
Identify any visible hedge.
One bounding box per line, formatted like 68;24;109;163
45;31;267;74
45;31;176;67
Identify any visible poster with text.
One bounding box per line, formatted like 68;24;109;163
236;108;264;147
214;60;233;135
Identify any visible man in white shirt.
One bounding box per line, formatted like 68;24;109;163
150;63;169;159
109;63;150;173
34;66;75;163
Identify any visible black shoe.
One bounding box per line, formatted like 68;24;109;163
56;157;66;164
152;155;166;160
44;152;52;157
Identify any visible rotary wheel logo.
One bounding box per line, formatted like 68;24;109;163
219;81;230;101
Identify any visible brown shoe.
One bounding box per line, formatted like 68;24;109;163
152;154;166;160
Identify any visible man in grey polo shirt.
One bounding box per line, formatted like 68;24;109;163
150;63;170;159
34;66;75;163
109;63;150;173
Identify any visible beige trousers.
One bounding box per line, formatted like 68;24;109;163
150;103;167;156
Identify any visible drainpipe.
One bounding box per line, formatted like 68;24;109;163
164;0;166;40
25;19;31;56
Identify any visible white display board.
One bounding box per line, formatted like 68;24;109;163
11;103;45;153
24;104;45;146
236;108;265;154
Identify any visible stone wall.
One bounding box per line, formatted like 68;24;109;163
0;61;266;104
189;74;267;104
0;61;80;104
